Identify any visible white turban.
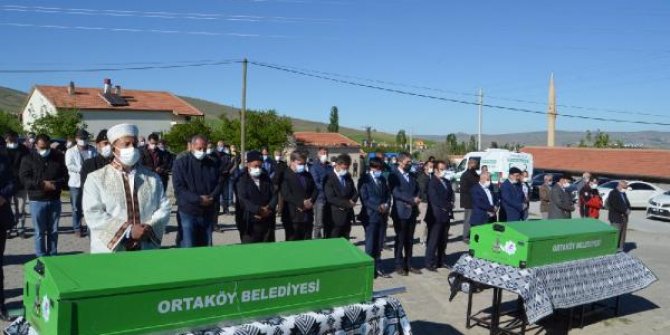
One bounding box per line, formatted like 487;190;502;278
107;123;139;144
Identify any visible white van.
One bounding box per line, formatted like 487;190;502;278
452;149;534;191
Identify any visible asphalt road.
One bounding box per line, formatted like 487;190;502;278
1;194;668;334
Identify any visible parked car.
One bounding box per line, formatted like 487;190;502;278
598;180;665;209
647;191;670;220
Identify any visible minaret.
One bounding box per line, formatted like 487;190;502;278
547;73;557;147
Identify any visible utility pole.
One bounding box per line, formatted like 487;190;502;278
547;73;557;147
478;88;483;151
240;58;248;158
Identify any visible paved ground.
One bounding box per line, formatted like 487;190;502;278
2;196;668;334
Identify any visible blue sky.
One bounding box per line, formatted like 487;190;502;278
1;0;669;135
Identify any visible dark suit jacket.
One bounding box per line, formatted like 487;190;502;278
548;185;574;219
459;168;480;209
607;188;630;224
470;184;495;226
140;147;170;181
426;175;454;224
281;169;318;223
0;154;16;229
324;172;358;227
81;155;112;189
359;173;391;225
389;168;420;221
500;179;525;222
237;172;278;225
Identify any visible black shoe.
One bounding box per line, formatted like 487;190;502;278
376;270;391;279
408;267;423;275
395;268;408;276
0;306;9;321
426;266;438;272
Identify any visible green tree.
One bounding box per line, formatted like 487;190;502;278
162;118;211;153
0;109;23;136
396;129;407;148
212;109;293;152
467;135;477;152
30;108;86;139
327;106;339;132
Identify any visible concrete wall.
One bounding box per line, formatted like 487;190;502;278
81;110;186;138
22;89;57;130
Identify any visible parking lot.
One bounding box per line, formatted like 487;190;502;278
1;192;668;334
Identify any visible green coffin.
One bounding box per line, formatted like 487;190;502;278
24;239;374;335
468;218;619;268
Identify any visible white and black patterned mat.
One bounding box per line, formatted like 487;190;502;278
4;297;412;335
450;252;657;323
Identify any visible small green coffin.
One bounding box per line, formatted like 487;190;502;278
469;218;619;268
23;239;374;335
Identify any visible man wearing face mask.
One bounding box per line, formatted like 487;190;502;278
324;154;358;239
260;146;276;179
3;130;29;238
65;129;97;237
389;152;421;276
309;147;332;239
359;158;392;279
238;151;277;243
172;135;222;248
539;174;553;219
606;180;631;251
140;133;170;192
280;151;317;241
425;160;454;272
459;158;480;243
19;134;68;256
82;124;171;253
81;129;113;188
470;172;497;226
499;167;525;222
548;175;575;219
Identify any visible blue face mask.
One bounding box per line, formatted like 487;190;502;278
372;170;382;179
295;164;305;173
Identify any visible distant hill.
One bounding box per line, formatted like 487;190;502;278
5;85;668;148
0;86;27;114
419;131;670;149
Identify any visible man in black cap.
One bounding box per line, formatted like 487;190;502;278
65;129;97;237
81;129;113;189
237;151;277;243
499;167;526;222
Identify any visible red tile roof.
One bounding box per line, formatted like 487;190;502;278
521;146;670;180
34;85;203;116
294;132;360;148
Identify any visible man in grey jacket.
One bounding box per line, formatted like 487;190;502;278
548;175;574;219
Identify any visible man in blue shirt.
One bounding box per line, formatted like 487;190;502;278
172;135;223;247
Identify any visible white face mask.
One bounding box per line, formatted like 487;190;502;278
482;181;491;188
116;147;140;167
427;168;434;174
295;164;306;173
523;177;529;183
205;148;213;155
589;183;598;189
275;155;281;162
337;168;348;177
249;167;262;178
138;141;145;147
76;139;85;147
38;148;50;157
66;141;74;148
563;182;572;189
319;154;328;163
100;144;112;158
6;142;17;149
193;150;206;160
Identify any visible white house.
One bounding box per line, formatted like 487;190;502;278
21;79;204;137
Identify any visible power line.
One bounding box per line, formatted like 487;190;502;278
248;61;670;127
254;61;670;119
0;59;241;73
